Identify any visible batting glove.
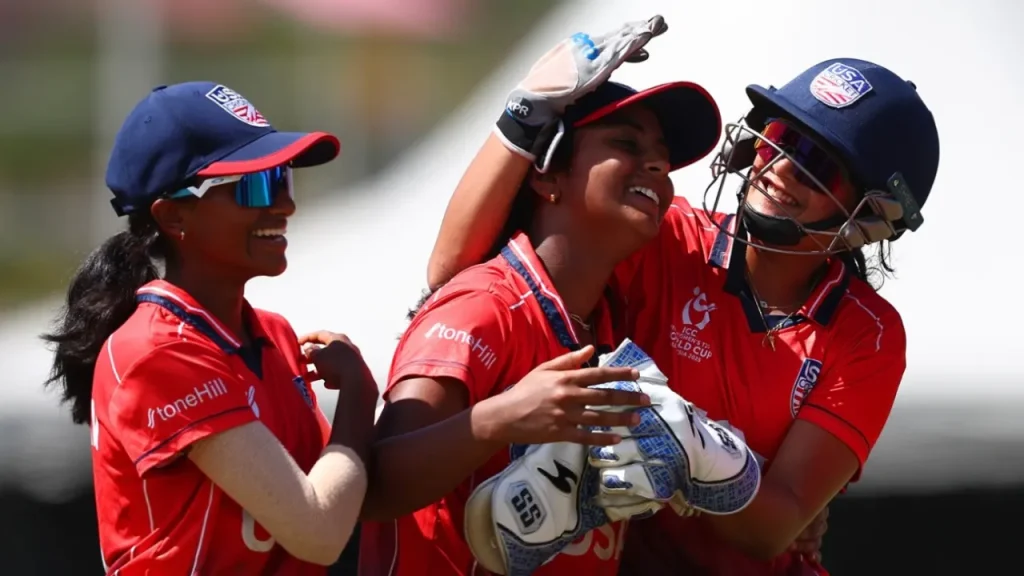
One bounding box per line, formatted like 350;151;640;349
495;15;669;171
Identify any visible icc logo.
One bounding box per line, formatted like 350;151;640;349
682;287;716;330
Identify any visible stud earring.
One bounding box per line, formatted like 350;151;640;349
180;230;185;241
549;194;557;204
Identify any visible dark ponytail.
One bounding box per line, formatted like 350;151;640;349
840;239;896;292
42;212;167;424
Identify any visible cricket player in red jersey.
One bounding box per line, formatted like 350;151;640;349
424;57;940;575
42;82;378;574
356;17;726;576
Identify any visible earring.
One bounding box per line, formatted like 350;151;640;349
179;230;185;241
549;193;557;204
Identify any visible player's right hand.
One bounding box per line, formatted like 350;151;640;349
299;331;376;400
496;15;669;168
477;345;650;446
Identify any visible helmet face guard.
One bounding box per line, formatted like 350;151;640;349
701;114;924;256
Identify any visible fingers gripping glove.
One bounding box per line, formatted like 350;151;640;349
587;340;762;517
495;15;668;171
463;441;612;576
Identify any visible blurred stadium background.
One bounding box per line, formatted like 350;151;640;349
2;0;1022;574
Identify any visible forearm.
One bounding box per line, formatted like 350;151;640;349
427;133;530;290
188;423;369;566
288;445;368;564
325;370;377;464
705;480;809;559
361;400;504;521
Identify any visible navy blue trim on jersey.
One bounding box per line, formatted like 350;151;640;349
502;245;576;350
500;245;611;367
712;216;850;331
136;293;265;378
708;214;735;268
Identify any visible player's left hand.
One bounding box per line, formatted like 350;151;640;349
788;505;829;563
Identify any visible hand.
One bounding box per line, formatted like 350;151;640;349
789;505;828;563
496;15;669;168
479;345;650;446
299;331;376;401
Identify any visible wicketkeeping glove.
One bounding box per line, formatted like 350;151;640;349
587;340;762;517
495;15;669;171
463;439;611;576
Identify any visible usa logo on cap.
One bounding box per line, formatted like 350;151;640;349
789;358;823;417
809;62;873;109
205;84;270;127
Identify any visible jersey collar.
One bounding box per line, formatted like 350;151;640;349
500;231;615;357
708;217;851;327
135;280;271;352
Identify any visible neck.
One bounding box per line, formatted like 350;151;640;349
530;226;621;323
164;264;248;341
744;243;828;309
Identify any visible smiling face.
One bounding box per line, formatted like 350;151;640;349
744;119;861;250
539;104;674;247
152;176;295;281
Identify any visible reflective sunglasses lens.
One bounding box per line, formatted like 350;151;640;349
755;121;843;192
235;167;291;208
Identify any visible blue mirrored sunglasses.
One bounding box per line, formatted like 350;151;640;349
167;166;292;208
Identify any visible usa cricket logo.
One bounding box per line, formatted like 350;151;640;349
205;84;270;127
789;358;823;417
292;376;314;410
809;62;873;109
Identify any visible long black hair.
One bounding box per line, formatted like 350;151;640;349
840;240;896;292
42;212;168;424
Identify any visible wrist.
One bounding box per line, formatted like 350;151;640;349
469;396;507;448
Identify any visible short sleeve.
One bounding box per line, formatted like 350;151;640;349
109;341;257;476
387;290;515;405
797;312;907;475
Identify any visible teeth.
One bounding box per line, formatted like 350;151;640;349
629;186;659;207
766;182;799;207
253;228;286;237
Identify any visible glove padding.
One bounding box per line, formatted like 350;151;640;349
587;340;762;517
464;440;611;576
495;15;668;170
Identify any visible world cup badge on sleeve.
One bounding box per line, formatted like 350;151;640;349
810;62;873;108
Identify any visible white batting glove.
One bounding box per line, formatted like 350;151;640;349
586;340;762;516
495;15;669;170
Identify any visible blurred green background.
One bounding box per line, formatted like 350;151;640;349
0;0;556;311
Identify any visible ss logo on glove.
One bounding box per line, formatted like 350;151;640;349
507;482;546;535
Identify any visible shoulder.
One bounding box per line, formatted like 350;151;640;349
102;305;224;386
659;196;732;259
251;308;301;345
423;257;528;316
834;278;906;353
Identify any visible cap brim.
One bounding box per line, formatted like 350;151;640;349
197;131;341;177
573;82;722;171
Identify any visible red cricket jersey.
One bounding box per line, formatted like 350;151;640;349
90;280;332;575
613;197;906;576
358;232;628;576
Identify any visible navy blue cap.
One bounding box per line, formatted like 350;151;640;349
564;81;721;171
106;82;340;216
746;59;939;207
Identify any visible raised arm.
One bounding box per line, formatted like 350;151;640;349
426;15;670;289
427;135;529;290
